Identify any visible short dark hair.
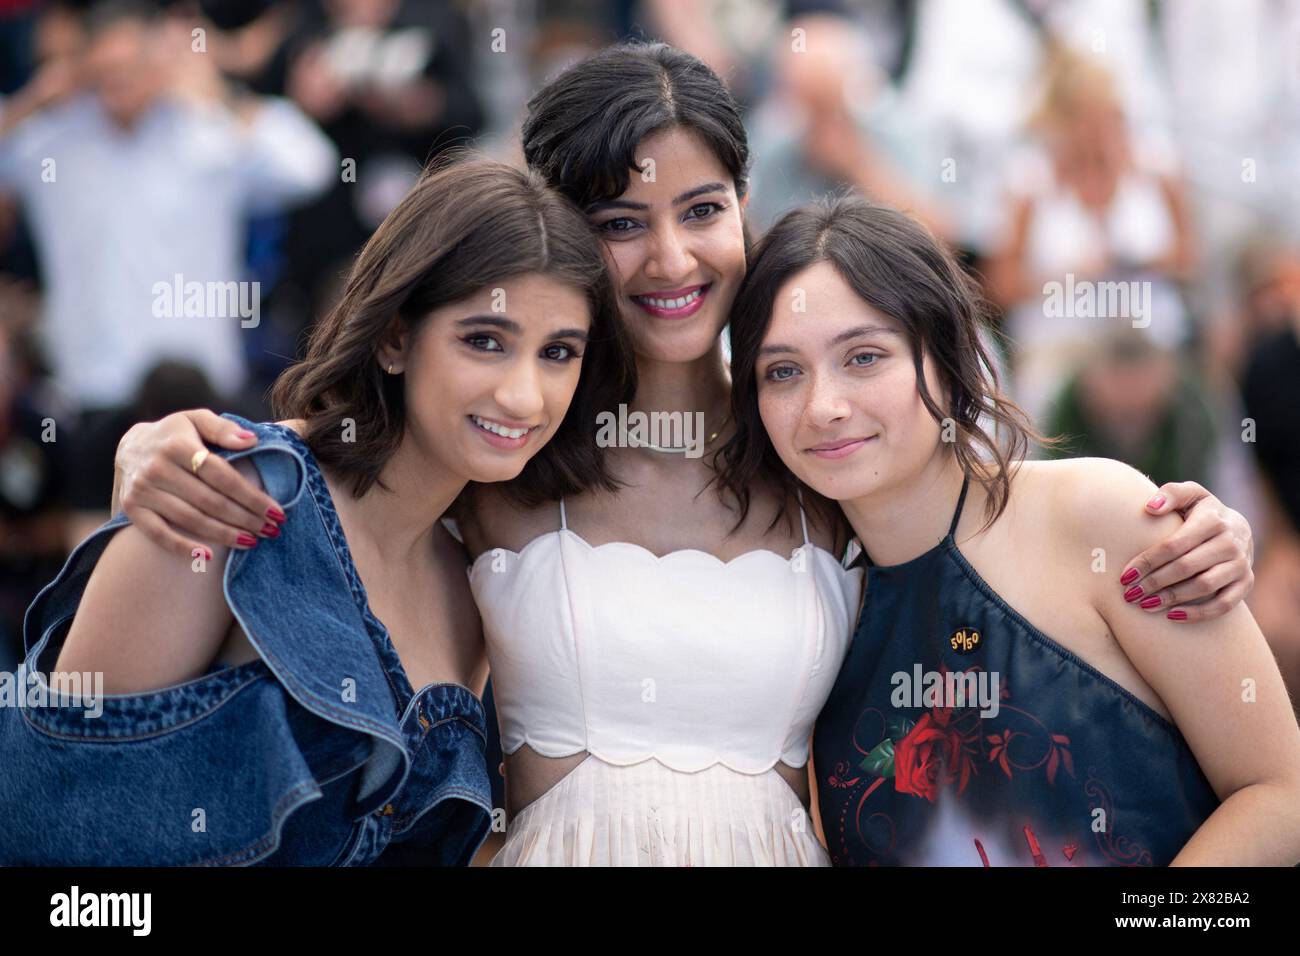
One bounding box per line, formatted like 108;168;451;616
719;194;1046;532
270;154;636;507
521;41;751;212
84;0;156;37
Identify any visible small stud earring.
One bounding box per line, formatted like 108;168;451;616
387;363;395;374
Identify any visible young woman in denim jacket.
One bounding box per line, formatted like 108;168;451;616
0;157;634;865
105;44;1258;865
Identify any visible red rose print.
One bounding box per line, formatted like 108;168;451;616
894;713;961;802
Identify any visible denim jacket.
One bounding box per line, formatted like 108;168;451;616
0;414;492;865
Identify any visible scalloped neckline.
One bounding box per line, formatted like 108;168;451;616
469;526;860;579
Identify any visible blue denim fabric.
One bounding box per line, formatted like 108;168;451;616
0;414;491;865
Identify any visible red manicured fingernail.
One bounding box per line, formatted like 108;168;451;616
236;532;257;547
1124;585;1144;602
260;522;280;538
1167;609;1188;621
192;546;212;562
267;507;286;523
236;429;255;439
1147;494;1166;509
1120;568;1140;586
1140;594;1162;609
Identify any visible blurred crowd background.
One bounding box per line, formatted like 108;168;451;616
1;0;1298;692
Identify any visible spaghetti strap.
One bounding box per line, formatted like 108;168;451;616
559;497;568;531
795;487;810;546
947;476;970;538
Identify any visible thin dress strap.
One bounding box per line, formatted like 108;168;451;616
795;487;810;546
559;496;568;531
948;475;971;538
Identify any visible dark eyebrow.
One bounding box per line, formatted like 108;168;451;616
758;325;899;357
828;324;900;346
455;315;522;334
584;181;728;215
455;315;589;342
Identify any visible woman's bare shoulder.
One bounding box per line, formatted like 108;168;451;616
1013;458;1180;583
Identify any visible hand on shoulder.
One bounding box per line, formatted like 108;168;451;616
1040;457;1183;596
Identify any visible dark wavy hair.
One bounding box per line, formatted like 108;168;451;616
522;40;751;211
270;154;636;507
521;41;759;515
718;194;1045;532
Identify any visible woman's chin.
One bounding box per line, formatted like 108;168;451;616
630;332;724;366
795;466;878;503
621;311;728;365
466;459;529;484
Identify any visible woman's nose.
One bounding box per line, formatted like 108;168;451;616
805;371;851;425
494;359;546;419
644;224;696;283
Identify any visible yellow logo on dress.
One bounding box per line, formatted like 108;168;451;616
950;627;981;655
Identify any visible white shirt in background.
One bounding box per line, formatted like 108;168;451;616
0;91;337;409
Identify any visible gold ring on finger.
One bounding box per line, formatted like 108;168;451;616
190;448;211;475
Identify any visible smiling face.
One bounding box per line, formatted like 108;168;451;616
585;126;748;363
756;260;949;502
383;272;591;485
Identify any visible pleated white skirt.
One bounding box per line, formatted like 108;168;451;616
489;756;830;867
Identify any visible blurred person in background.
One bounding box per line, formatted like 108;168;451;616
709;0;952;239
1238;238;1300;704
899;0;1177;261
0;291;73;671
1159;0;1300;308
198;0;308;96
181;1;330;403
1218;232;1300;376
1043;325;1216;488
0;0;87;286
987;46;1195;425
0;0;336;458
65;358;221;543
0;1;89;667
276;0;483;329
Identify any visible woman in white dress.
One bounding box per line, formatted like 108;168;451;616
112;43;1257;866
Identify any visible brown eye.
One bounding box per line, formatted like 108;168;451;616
464;334;504;352
598;217;638;234
543;343;580;362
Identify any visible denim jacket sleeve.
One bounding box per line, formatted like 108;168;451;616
0;416;413;865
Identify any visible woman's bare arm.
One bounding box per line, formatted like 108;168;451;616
55;458;265;694
1067;459;1300;865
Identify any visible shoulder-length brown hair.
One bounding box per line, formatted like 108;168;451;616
718;194;1045;532
271;154;636;506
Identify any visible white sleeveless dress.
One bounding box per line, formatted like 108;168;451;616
469;494;864;866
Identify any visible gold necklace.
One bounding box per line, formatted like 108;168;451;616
621;414;731;454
